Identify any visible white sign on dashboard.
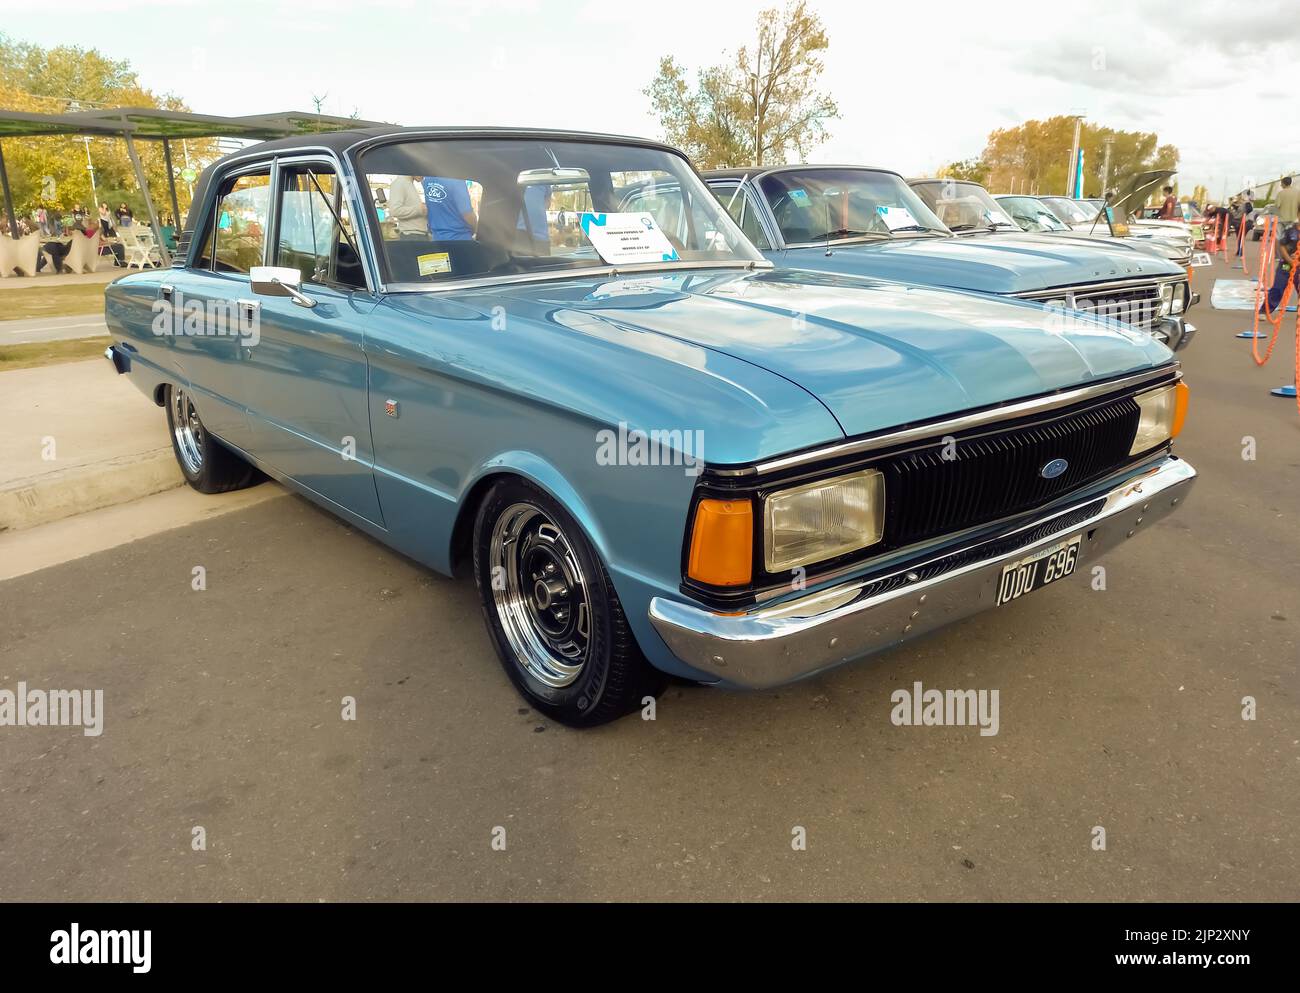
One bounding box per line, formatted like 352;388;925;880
580;212;681;264
876;205;920;231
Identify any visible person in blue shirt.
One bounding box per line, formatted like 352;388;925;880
1265;221;1299;313
421;177;476;240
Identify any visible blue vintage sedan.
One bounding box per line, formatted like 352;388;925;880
699;165;1197;351
104;127;1196;726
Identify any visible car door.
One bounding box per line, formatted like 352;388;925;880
167;165;274;452
240;157;385;526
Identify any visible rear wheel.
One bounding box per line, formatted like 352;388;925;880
472;477;664;727
165;385;260;494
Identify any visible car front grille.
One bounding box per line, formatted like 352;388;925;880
1070;282;1162;331
1018;278;1168;332
879;394;1141;549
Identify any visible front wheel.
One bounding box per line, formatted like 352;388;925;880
472;478;664;727
165;385;260;494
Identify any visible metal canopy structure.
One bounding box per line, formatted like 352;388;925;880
0;107;389;266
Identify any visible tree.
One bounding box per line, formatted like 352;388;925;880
937;158;989;185
644;0;838;168
0;34;216;221
978;116;1178;198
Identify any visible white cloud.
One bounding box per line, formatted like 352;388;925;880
2;0;1292;194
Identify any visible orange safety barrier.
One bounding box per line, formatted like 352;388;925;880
1251;215;1287;365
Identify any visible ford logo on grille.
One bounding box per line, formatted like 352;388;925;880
1040;458;1069;479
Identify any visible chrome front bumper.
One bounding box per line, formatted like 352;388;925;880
649;456;1196;689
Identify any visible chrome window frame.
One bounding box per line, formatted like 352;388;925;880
341;130;769;294
184;144;380;295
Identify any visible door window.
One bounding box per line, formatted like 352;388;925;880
274;165;366;289
714;185;773;250
209;172;272;273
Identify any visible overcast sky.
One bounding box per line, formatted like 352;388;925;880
6;0;1296;196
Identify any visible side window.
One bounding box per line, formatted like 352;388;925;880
274;165;364;289
716;186;772;250
211;172;272;274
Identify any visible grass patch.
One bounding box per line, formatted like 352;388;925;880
0;281;110;320
0;336;110;371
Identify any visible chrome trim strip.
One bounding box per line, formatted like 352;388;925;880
651;456;1197;689
383;259;772;295
707;364;1179;478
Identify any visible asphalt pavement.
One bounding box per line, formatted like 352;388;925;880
1;254;1296;901
0;314;107;344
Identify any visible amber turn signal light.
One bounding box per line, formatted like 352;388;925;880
1172;380;1189;438
687;498;753;587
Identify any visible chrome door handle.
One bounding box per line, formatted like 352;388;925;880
159;283;174;300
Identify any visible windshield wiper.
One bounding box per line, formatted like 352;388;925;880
889;225;946;235
808;228;871;241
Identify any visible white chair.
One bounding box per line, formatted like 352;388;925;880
64;231;102;273
120;227;162;268
0;233;44;277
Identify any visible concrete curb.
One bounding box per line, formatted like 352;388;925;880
0;446;182;532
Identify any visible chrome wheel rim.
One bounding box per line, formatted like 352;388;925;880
171;387;205;476
489;502;591;688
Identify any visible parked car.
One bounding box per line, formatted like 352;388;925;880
998;194;1195;270
104;127;1197;725
695;165;1195;350
910;178;1198;343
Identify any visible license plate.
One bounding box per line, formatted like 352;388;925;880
996;534;1082;606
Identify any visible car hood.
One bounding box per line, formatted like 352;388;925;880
490;267;1171;442
954;231;1183;277
776;233;1175;295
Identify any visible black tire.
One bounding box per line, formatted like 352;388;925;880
472;477;665;727
165;384;260;494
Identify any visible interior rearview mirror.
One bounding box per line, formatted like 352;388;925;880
518;167;590;187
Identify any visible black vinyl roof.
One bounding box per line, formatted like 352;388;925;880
0;107;392;140
209;125;682;165
703;164;903;181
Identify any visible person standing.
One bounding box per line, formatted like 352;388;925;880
1239;195;1255;254
1158;185;1178;219
1277;176;1299;227
98;203;116;238
386;176;429;239
420;176;476;240
1265;218;1299;313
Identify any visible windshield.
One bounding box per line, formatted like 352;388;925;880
756;168;949;244
357;137;762;284
1041;197;1096;224
995;196;1072;232
911;181;1020;232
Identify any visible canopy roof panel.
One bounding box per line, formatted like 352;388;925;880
0;106;390;139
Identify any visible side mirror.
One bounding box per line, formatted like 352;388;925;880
250;265;316;308
250;265;303;296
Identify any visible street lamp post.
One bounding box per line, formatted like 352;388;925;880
83;136;98;207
